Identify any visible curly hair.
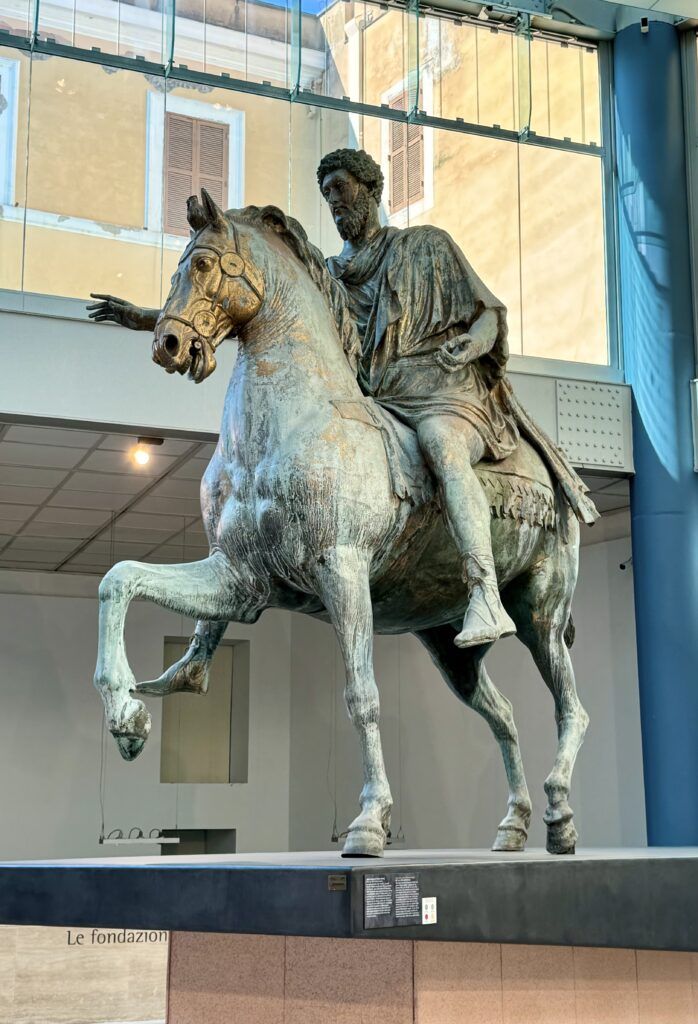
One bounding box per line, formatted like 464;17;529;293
316;148;384;204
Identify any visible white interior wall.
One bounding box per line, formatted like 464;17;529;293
289;534;646;852
0;570;292;860
0;532;645;861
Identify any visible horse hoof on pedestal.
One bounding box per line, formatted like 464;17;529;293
341;828;386;858
114;735;147;761
546;820;578;855
492;826;527;852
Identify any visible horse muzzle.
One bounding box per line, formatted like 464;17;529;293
152;321;218;383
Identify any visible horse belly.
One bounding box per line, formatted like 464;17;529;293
369;514;548;634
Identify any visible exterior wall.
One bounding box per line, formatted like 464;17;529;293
0;5;611;365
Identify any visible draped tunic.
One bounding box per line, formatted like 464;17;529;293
326;223;599;524
327;224;519;461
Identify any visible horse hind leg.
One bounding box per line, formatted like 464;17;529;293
506;561;589;855
136;619;227;696
416;626;532;852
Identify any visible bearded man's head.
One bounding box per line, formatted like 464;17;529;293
316;149;383;242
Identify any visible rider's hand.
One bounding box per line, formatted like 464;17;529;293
87;294;157;332
434;334;474;373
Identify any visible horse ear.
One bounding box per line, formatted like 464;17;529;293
261;205;288;235
186;195;208;233
200;188;227;230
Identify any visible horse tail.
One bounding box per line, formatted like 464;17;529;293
564;614;576;649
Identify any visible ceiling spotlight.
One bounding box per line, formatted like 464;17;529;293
129;436;163;468
131;444;150;466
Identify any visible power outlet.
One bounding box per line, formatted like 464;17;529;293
421;896;437;925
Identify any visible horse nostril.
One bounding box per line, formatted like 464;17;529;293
164;334;180;356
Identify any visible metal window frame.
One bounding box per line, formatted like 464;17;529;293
0;5;620;378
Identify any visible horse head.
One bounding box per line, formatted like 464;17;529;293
152;190;267;383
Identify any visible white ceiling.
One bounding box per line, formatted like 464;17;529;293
0;422;212;575
0;421;630;575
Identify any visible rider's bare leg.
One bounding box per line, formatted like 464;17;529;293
417;414;516;648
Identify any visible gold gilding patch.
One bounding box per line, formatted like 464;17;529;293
255;359;280;377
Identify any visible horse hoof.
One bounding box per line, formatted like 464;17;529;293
492;826;527;852
341;827;386;858
546;820;578;855
114;735;147;761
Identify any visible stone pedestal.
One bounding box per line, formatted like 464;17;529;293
167;932;698;1024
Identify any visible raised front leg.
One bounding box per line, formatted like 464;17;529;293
136;619;228;696
314;548;392;858
94;553;241;761
416;625;532;852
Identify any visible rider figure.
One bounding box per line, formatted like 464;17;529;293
89;148;596;649
317;148;520;647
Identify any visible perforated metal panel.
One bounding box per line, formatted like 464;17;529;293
556;380;633;471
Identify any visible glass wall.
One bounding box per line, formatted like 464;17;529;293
0;0;613;366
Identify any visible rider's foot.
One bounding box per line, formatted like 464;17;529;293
455;581;516;647
455;550;516;648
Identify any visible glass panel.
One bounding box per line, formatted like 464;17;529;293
22;56;165;308
36;0;169;63
171;0;291;89
290;102;384;255
0;0;36;40
0;46;29;298
404;126;523;354
529;36;601;146
519;145;608;363
422;17;517;131
298;1;409;108
160;80;290;298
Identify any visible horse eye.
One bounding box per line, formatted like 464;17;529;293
195;257;212;272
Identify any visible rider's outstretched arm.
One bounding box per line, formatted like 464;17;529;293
87;294;161;332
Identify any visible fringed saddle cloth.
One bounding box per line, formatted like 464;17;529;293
332;398;559;534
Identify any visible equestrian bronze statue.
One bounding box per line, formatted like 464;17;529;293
88;149;597;857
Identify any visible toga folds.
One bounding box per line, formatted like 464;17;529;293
327;224;598;524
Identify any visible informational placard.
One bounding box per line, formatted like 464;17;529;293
364;873;422;928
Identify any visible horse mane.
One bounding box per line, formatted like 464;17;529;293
232;206;362;372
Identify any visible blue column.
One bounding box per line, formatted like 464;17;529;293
615;22;698;845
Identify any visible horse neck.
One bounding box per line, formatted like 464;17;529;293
236;242;362;399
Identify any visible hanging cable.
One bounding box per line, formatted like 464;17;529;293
328;637;339;842
396;635;405;844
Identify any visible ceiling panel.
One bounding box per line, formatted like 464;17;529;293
134;495;203;517
117;511;192;532
148;476;202;500
4;425;104;448
0;503;34;523
35;507;112;526
80;449;179;476
64;472;149;495
22;520;101;540
48;490;130;511
172;458;212;481
1;467;70;489
0;486;55;506
0;442;87;470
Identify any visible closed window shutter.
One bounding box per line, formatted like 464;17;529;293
165;113;229;236
388;91;424;214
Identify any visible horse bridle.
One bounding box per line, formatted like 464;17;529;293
158;222;264;343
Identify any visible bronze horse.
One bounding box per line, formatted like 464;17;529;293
94;192;589;857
